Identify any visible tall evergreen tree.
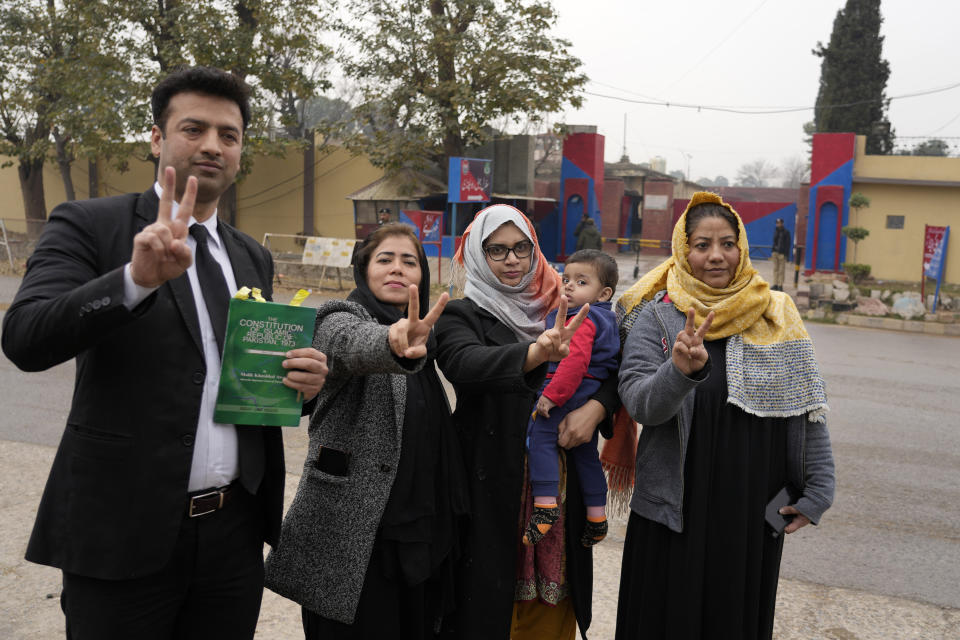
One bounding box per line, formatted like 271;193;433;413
812;0;894;154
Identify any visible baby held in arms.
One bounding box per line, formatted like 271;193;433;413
523;250;619;547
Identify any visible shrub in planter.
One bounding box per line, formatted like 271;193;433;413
842;262;871;283
841;226;870;263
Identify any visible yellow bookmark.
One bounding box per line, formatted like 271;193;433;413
289;289;311;307
233;287;309;306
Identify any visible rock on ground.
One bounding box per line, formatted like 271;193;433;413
855;297;889;317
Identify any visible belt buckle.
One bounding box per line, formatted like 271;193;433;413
188;488;225;518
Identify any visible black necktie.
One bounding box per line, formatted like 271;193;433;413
189;224;229;353
189;223;264;494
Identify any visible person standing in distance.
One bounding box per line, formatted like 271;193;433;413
770;218;791;291
575;214;603;251
1;66;328;640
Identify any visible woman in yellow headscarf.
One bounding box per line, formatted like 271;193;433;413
613;192;835;640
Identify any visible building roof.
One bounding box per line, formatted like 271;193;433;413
708;186;799;202
346;168;447;201
853;176;960;188
604;159;676;182
492;193;556;202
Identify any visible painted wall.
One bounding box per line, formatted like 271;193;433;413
236;146;380;243
806;133;959;282
0;156;156;235
552;133;604;261
236;153;304;244
805;133;856;272
854;135;960;183
601;179;624;253
1;144;381;243
847;181;959;283
640;180;674;256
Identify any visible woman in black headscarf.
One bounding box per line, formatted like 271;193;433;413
265;223;468;639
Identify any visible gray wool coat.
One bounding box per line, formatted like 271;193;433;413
618;291;835;534
263;300;426;623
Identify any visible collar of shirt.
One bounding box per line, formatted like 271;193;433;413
152;181;223;250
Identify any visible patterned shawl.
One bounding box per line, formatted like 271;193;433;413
616;191;828;422
453;204;563;341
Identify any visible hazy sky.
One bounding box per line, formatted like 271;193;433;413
548;0;960;183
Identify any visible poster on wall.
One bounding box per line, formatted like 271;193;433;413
922;225;950;310
447;157;492;203
399;210;444;242
645;194;668;211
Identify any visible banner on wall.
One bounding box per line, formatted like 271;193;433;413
447;157;492;203
399;210;444;242
302;237;357;268
922;225;950;310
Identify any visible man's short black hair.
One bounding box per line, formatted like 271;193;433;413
565;249;618;291
151;66;252;133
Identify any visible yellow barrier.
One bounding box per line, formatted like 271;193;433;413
601;237;669;248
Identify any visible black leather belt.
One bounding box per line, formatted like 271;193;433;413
187;483;235;518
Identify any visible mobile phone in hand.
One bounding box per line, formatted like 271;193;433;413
765;484;800;538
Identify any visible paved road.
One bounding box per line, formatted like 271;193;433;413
777;323;960;609
3;312;959;602
2;267;960;637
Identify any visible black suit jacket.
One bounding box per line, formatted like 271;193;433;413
1;188;285;580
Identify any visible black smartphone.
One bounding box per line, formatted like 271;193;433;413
764;484;801;538
314;446;352;477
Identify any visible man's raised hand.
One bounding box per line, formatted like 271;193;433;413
387;285;450;359
672;308;714;376
130;167;195;288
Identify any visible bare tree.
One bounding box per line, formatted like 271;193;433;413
780;156;810;188
735;159;779;188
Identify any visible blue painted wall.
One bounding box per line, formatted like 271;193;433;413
743;204;797;260
805;159;853;271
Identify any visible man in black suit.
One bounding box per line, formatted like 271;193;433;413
1;67;328;639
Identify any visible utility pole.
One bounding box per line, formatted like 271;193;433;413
622;113;628;160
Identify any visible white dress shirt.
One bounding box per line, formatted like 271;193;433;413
122;183;239;491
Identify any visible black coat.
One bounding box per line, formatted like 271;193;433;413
1;188;286;580
435;298;617;640
773;226;792;257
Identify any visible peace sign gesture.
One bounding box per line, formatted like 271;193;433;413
387;285;450;359
130;166;196;288
672;308;715;376
524;296;591;371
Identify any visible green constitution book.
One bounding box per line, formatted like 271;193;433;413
214;298;317;427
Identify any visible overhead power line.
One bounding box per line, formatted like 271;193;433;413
666;0;772;90
241;154;359;210
583;81;960;115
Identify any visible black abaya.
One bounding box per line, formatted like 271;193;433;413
615;339;788;640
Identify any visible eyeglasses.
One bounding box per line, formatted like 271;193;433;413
483;241;534;261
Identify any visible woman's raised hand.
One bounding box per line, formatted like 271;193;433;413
388;285;449;359
526;296;590;370
672;308;714;376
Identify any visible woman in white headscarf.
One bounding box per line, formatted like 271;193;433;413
435;204;620;640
